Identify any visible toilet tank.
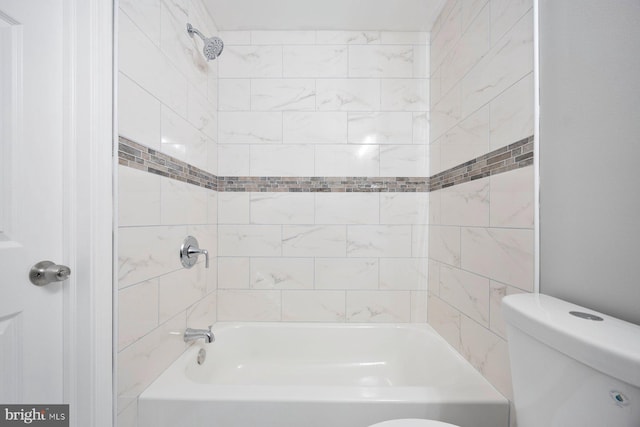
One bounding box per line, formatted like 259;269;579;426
502;294;640;427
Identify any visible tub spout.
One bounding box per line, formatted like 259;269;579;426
184;326;214;343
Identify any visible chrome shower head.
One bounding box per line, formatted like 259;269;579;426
186;23;224;61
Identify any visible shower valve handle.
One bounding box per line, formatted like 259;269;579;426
180;236;209;269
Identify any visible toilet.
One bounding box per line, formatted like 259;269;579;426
369;293;640;427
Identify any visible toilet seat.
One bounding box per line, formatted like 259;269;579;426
368;419;460;427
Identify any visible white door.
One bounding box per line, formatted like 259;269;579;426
0;0;66;403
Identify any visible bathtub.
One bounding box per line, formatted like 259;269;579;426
138;323;508;427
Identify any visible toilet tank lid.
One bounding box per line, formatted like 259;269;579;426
502;293;640;388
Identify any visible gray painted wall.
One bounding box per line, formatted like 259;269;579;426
539;0;640;325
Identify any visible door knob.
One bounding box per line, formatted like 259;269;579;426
29;261;71;286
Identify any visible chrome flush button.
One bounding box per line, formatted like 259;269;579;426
610;390;630;407
569;311;604;321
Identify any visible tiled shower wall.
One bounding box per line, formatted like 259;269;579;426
116;1;219;425
216;31;431;322
427;0;535;405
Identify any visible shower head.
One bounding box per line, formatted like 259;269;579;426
186;23;224;61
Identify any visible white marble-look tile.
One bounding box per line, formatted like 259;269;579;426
430;65;442;103
428;294;461;351
218;192;250;224
188;0;218;38
217;257;250;289
218;225;282;256
118;165;161;227
120;0;161;45
380;145;429;177
251;31;316;45
428;259;441;295
316;79;380;112
428;225;461;267
250;144;315;176
490;166;534;228
187;85;217;141
380;193;429;225
431;0;462;69
490;281;526;339
119;10;187;116
460;316;513;399
160;178;208;225
186;291;217;329
440;3;490;95
117;313;186;410
219;112;282;144
429;189;442;225
439;264;490;326
413;112;430;144
315;145;380;177
430;83;461;141
413;46;430;78
431;0;458;40
217;290;281;321
283;46;348;78
462;0;490;31
348;112;413;144
461;227;534;291
218;79;251;111
118;279;159;350
380;258;428;290
283;112;347;144
282;291;346;322
158;264;207;322
439;105;490;171
282;225;347;257
349;46;414;78
411;291;428;322
316;31;381;45
250;192;315;224
118;225;187;288
489;73;534;151
118;72;161;151
160;0;208;92
217;144;250;175
315;193;380;224
251;79;316;111
218;31;251;45
380;32;429;45
315;258;379;290
219;46;283;78
347;225;412;257
430;139;442;175
160;106;208;170
461;9;533;117
440;177;490;226
347;291;411;322
206;191;217;225
381;79;429;111
491;0;533;45
412;225;429;258
251;258;314;290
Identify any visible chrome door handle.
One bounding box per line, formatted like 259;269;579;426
29;261;71;286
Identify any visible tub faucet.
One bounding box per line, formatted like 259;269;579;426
184;326;214;343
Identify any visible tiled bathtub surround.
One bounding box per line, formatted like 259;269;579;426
428;0;535;410
117;1;219;425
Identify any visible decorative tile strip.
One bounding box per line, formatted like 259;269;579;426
428;135;534;192
118;135;533;193
218;176;429;192
118;136;218;190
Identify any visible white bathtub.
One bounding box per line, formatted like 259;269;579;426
139;323;508;427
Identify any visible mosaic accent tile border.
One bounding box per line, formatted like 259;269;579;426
429;136;534;192
118;135;534;193
118;137;218;190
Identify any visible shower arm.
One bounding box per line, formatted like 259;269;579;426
186;23;206;42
